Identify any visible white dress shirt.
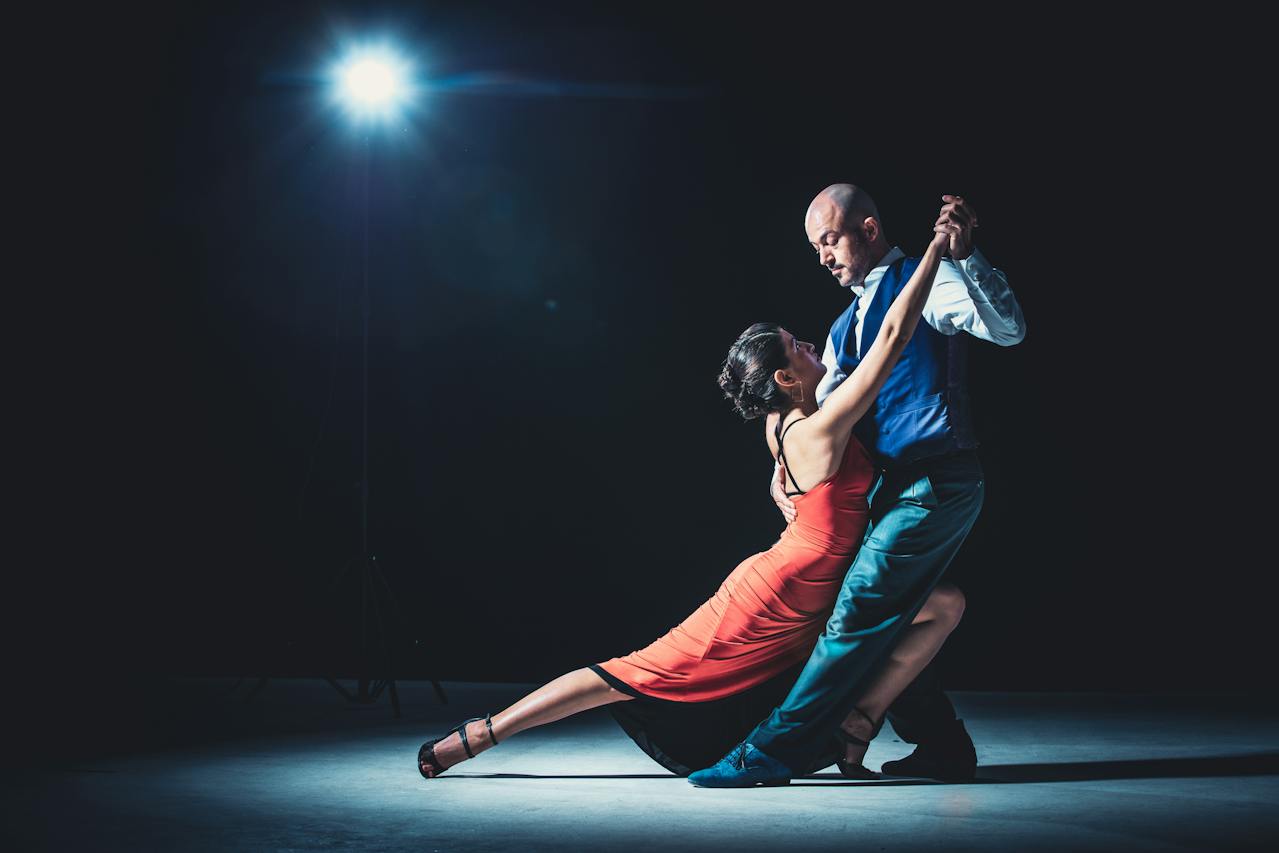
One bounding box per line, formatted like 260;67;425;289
815;246;1025;405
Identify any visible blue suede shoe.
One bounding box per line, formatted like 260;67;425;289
687;742;792;788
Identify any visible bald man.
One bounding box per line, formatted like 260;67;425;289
690;186;1025;787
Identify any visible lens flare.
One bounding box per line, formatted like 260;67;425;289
331;47;414;122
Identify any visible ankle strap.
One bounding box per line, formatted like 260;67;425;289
836;707;883;747
455;718;479;759
453;713;500;759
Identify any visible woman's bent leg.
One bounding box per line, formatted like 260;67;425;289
837;583;965;760
424;668;632;773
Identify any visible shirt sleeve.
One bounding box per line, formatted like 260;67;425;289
922;247;1027;346
815;331;844;407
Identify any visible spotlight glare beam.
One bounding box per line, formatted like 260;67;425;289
330;45;416;124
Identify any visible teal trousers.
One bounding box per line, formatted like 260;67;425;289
747;450;985;772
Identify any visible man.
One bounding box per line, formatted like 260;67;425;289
689;185;1025;787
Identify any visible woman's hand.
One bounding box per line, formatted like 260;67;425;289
933;194;978;259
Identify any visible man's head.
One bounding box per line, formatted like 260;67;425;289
805;184;890;289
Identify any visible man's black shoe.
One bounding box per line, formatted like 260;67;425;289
879;719;977;782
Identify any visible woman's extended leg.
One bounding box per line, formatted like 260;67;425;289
420;668;632;777
836;583;966;768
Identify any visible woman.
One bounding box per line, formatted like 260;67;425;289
419;226;961;780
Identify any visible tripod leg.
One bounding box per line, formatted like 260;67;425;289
325;554;439;715
327;677;356;702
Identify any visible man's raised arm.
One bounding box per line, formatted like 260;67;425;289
924;195;1026;346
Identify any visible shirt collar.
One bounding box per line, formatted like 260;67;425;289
850;246;905;298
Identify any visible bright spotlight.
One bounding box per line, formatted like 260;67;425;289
331;47;414;122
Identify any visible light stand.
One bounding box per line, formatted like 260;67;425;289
324;132;445;714
239;45;445;715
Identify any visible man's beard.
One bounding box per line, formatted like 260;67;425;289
843;265;869;289
842;230;871;288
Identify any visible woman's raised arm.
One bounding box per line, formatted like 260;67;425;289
810;230;950;441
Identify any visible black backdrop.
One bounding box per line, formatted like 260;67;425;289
26;2;1268;704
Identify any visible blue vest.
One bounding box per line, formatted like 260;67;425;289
830;256;977;466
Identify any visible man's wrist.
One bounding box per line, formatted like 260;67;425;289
956;246;992;283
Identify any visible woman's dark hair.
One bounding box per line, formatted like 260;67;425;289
717;322;792;421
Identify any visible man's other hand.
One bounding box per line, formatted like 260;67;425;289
936;194;978;261
772;462;797;524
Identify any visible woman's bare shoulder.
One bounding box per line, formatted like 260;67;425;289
783;411;843;459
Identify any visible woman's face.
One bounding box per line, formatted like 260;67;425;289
778;328;826;393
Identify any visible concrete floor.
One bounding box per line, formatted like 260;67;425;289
11;680;1279;851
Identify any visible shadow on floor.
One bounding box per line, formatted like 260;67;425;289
440;753;1279;786
977;753;1279;783
446;773;677;780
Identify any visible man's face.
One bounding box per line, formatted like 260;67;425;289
805;202;874;289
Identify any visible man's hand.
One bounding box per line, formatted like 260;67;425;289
934;194;979;261
772;462;797;524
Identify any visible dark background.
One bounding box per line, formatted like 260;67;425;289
22;1;1267;739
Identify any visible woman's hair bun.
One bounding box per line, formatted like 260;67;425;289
717;323;790;421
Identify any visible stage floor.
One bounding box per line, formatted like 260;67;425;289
13;680;1279;851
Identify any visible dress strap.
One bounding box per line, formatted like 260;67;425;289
774;415;808;496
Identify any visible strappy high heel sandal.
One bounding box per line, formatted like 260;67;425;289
417;713;500;779
834;707;882;780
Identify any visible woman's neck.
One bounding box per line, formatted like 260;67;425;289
785;399;820;420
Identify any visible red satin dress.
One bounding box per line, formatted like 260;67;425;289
596;418;874;706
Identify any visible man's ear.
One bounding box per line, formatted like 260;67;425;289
862;216;881;244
